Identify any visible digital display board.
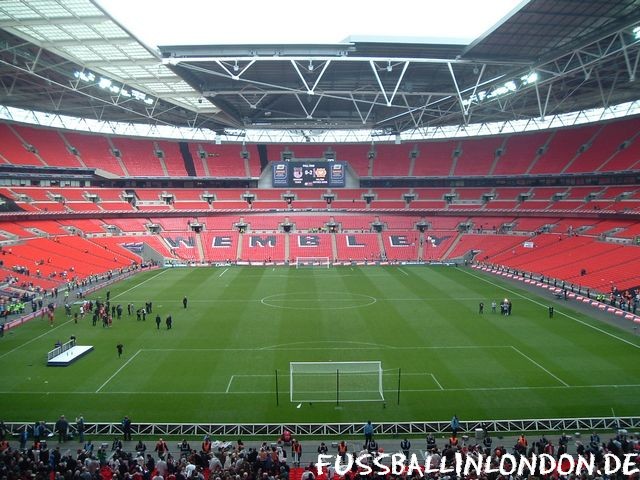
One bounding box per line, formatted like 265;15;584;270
272;161;346;187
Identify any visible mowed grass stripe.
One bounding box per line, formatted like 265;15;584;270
416;267;638;384
455;267;640;386
1;266;639;423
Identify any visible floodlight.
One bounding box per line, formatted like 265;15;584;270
98;78;111;89
233;61;239;72
308;61;314;71
634;26;640;40
74;70;95;82
387;61;392;72
521;71;538;85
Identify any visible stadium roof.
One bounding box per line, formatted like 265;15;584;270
0;0;639;137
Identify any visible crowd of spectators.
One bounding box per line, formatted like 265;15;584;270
0;262;156;329
0;420;638;480
608;286;639;314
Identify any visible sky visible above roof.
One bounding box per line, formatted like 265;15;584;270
96;0;525;49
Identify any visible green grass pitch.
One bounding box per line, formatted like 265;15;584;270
1;265;639;424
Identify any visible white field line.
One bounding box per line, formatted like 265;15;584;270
219;268;229;277
225;375;234;393
394;372;444;391
8;383;639;395
430;373;445;391
398;268;409;276
227;274;393;278
142;345;514;352
459;268;640;349
225;373;282;393
112;269;171;299
110;297;489;303
95;349;141;393
510;346;570;387
0;318;73;360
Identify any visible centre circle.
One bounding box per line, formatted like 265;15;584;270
260;291;377;310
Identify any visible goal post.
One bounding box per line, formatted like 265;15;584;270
289;361;384;403
295;257;330;268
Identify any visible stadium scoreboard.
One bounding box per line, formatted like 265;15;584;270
272;161;346;187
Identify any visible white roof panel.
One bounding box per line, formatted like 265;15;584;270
62;0;102;15
93;21;126;37
103;65;147;77
119;43;152;59
14;26;46;41
0;0;219;115
62;23;102;39
89;44;128;59
62;45;105;61
31;24;74;40
28;2;72;17
3;3;42;19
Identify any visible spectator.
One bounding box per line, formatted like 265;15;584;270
400;438;411;457
55;415;69;443
75;415;85;443
154;437;168;459
122;416;132;441
280;428;292;445
291;438;301;467
363;420;374;448
135;439;147;455
450;414;460;436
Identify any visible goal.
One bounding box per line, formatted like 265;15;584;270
295;257;330;268
289;361;384;403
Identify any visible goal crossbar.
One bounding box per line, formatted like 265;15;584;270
295;257;330;268
289;361;384;403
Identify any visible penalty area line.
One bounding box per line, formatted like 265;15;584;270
112;269;170;300
394;372;444;391
430;373;445;391
4;383;640;396
510;346;570;387
225;375;234;393
96;349;141;393
459;268;640;350
0;318;74;360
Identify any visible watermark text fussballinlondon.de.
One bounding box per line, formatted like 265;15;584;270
316;452;639;478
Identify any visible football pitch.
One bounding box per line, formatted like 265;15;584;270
1;265;639;424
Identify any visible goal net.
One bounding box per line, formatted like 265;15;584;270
290;361;384;403
295;257;330;268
